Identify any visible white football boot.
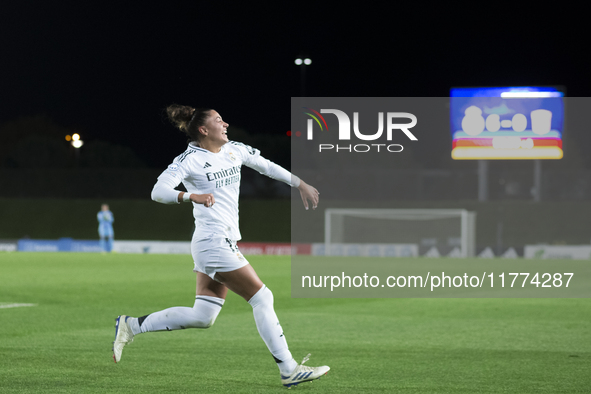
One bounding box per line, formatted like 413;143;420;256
281;354;330;388
112;315;134;363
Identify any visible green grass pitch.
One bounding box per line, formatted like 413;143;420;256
1;252;590;393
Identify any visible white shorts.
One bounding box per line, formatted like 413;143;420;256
191;236;249;280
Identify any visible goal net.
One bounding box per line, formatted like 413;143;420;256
324;209;476;257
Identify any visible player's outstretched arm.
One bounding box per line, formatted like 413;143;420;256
297;180;319;210
238;147;318;209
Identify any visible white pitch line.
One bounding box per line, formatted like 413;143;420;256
0;303;38;309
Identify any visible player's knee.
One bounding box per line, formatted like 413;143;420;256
248;285;274;309
195;316;213;329
202;313;218;329
192;297;224;329
186;307;221;329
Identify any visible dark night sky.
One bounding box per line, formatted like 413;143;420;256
1;2;588;168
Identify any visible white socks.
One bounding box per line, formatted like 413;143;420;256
248;285;297;375
126;285;297;375
129;295;224;335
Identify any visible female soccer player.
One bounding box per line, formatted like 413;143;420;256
112;105;329;388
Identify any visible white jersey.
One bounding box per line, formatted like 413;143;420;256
152;141;300;241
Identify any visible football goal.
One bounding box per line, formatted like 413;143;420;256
324;209;476;257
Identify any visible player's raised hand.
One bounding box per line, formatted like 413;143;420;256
192;193;216;208
297;180;319;210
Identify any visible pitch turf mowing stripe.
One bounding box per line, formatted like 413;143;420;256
0;303;37;309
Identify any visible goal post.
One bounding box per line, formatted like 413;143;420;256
324;209;476;257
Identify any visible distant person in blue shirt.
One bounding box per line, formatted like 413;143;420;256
97;204;114;252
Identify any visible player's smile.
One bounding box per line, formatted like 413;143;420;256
204;110;229;145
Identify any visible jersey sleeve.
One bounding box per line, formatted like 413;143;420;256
151;161;187;204
228;140;261;161
230;142;300;187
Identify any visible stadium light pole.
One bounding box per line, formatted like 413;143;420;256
71;133;83;166
294;57;312;97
